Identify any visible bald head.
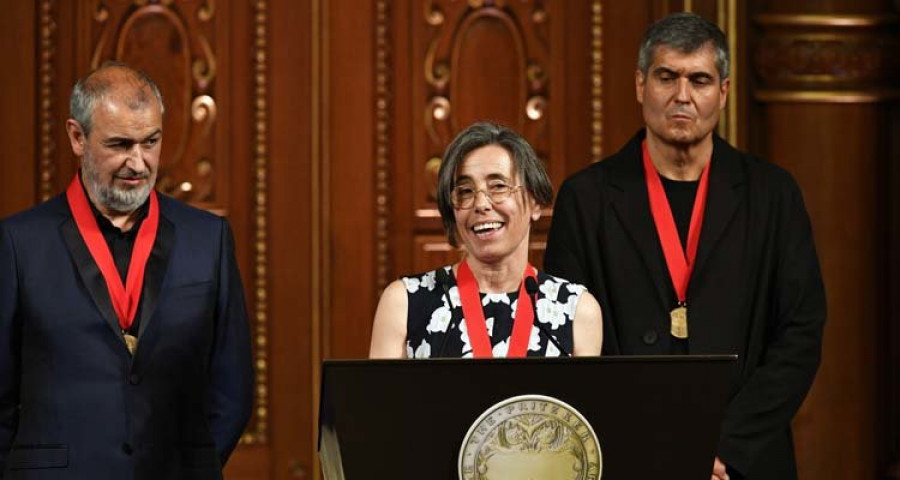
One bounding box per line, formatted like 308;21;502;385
69;62;164;137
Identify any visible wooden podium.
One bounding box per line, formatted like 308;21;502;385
319;355;736;479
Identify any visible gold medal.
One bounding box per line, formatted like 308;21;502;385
123;333;138;355
670;306;688;339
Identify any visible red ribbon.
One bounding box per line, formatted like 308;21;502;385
66;173;159;332
642;140;710;304
456;260;536;358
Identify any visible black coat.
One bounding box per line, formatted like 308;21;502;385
0;194;254;479
545;129;826;479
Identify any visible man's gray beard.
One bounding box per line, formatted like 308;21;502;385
83;155;152;214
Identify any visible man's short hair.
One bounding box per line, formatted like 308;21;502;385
69;61;165;137
637;12;729;81
436;122;554;247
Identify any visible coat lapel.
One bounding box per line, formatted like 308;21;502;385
60;216;124;343
608;136;672;312
692;136;746;281
137;212;173;339
60;194;175;352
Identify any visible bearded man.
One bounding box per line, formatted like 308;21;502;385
0;63;253;479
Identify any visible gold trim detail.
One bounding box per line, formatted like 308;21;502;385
754;89;900;103
590;1;603;161
190;95;217;137
754;33;900;87
198;0;215;22
39;0;56;201
375;0;392;291
713;0;739;146
192;33;217;90
424;0;444;26
754;13;900;28
240;0;269;446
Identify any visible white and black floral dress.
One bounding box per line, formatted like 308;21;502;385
403;266;587;358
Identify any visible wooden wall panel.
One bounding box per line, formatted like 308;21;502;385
78;1;229;211
889;103;900;480
326;0;378;361
749;3;899;478
766;103;881;479
261;0;315;477
0;0;35;218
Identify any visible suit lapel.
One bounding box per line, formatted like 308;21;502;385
60;216;124;343
608;137;672;312
137;212;173;339
692;136;746;282
60;195;176;352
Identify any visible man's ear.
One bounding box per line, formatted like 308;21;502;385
66;119;86;157
635;70;646;105
719;77;731;110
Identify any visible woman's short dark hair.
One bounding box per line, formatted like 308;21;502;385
436;122;554;247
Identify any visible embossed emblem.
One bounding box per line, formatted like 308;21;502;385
459;395;602;480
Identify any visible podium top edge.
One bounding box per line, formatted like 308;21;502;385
322;354;738;367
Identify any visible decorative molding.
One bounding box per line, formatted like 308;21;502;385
90;1;112;70
754;13;900;28
91;2;221;203
38;0;56;201
753;13;900;100
715;0;738;146
375;0;392;291
240;0;270;446
197;0;215;22
754;34;900;87
192;33;217;90
590;0;602;161
754;89;900;103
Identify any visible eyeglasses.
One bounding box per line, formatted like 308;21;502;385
450;183;524;209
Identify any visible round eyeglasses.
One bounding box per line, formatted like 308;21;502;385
450;184;524;209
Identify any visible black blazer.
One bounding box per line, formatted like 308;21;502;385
545;130;826;479
0;193;253;479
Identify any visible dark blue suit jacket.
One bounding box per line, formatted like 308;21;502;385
0;193;253;479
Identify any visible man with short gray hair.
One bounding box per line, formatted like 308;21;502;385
546;13;825;480
0;63;253;479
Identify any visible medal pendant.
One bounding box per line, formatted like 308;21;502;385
123;333;138;355
670;306;688;339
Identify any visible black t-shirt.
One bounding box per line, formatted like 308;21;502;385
660;175;699;354
660;174;699;253
86;190;149;335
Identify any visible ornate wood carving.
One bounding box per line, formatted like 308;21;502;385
243;0;270;446
87;1;222;207
418;0;550;207
590;0;602;161
38;0;57;201
376;0;392;291
753;14;900;102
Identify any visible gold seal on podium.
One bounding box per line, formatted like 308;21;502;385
458;394;602;480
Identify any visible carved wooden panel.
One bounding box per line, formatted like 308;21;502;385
83;0;226;211
414;0;551;211
394;0;595;282
752;13;900;102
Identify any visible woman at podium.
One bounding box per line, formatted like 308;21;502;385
370;122;602;359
